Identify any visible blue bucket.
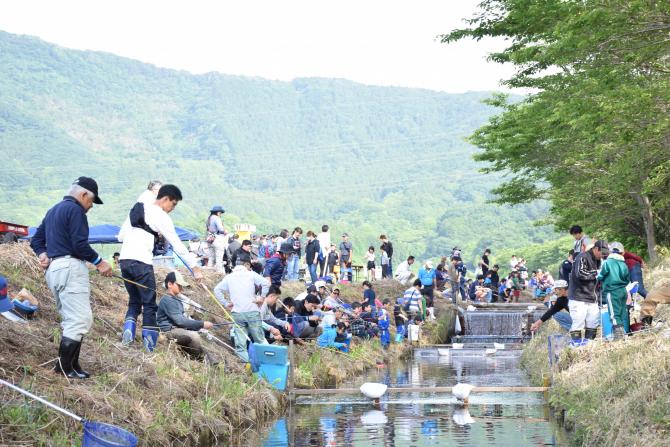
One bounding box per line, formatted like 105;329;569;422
82;421;138;447
600;306;613;339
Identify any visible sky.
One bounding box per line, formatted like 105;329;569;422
0;0;514;93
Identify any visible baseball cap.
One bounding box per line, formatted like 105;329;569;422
307;284;317;293
165;271;190;288
554;279;568;289
73;176;103;204
609;242;624;254
315;280;326;289
341;233;349;237
278;242;292;254
425;260;433;269
593;240;610;255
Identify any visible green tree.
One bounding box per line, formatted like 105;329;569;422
443;0;670;260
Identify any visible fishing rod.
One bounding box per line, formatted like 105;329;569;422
111;274;228;321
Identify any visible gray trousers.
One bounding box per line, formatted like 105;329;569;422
165;328;222;364
45;257;92;341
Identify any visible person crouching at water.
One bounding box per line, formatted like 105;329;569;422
30;177;113;379
530;280;572;333
156;271;220;365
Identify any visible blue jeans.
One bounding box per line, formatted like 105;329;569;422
308;263;318;282
629;263;647;298
120;260;158;328
287;254;300;281
486;289;493;303
388;259;393;278
543;302;572;331
232;311;268;363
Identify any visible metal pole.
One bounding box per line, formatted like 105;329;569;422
0;379;83;422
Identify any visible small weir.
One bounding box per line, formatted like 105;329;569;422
259;304;568;446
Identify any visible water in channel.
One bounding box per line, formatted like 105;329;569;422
260;346;569;446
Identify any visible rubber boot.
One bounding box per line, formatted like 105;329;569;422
142;328;159;352
122;318;137;346
71;339;90;379
584;327;597;340
53;337;81;379
641;316;653;328
570;330;582;342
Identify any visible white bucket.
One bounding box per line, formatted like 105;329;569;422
408;324;421;342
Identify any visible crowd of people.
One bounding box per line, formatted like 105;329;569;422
17;177;670;379
21;178;427;378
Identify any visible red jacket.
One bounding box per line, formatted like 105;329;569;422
623;252;643;270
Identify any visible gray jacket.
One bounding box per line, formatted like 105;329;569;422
157;294;204;332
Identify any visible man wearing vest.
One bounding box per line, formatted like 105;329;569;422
119;184;203;352
31;177;113;379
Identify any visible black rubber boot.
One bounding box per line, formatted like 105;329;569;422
53;337;81;379
570;330;582;341
72;339;90;379
641;316;653;328
584;328;597;340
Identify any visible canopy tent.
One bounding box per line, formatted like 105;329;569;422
24;224;198;243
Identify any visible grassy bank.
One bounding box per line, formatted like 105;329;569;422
520;260;670;446
0;245;436;445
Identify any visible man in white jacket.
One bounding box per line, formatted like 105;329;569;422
119;184;202;352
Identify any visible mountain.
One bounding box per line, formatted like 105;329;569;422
0;30;556;265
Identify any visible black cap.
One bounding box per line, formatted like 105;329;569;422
307;284;317;293
73;177;103;204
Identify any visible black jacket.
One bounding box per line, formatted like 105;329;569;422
540;296;569;322
294;299;318;327
568;251;600;303
305;239;320;265
559;260;573;282
381;241;393;258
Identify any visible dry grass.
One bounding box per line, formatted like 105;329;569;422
0;244;421;445
520;259;670;447
0;244;271;445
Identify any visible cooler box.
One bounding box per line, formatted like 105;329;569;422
250;343;289;391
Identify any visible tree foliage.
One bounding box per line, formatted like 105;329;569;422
443;0;670;260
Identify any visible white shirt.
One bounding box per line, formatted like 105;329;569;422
118;190;157;242
366;252;375;262
396;261;411;274
316;231;331;257
213;265;270;313
119;202;196;268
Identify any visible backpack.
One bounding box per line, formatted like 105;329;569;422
129;202;162;247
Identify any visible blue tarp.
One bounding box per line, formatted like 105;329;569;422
25;224;198;243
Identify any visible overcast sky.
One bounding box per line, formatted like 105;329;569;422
0;0;514;93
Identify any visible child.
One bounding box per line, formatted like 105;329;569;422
597;242;630;337
380;248;390;279
327;244;339;280
362;280;376;311
393;298;408;341
378;299;392;348
366;246;376;281
511;272;521;303
317;321;349;352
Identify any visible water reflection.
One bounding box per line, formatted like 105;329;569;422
261;348;569;447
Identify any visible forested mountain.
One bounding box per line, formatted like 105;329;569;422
0;30;556;265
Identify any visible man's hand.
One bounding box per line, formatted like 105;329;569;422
270;327;281;337
226;303;234;311
193;267;204;281
96;260;113;277
203;321;214;330
38;253;50;269
309;315;320;322
530;320;542;333
255;296;265;305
